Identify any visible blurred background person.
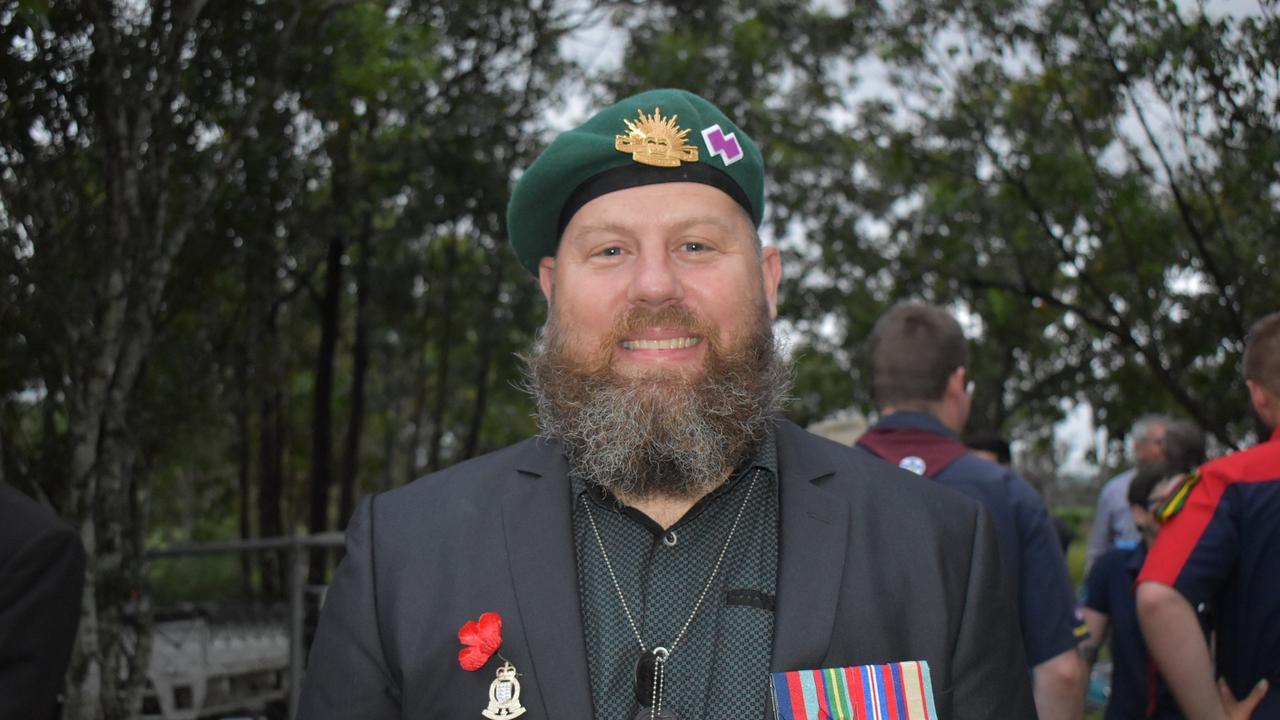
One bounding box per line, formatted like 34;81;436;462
1080;418;1206;720
1087;414;1171;573
965;430;1012;466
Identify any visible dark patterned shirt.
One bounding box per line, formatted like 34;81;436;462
572;429;779;720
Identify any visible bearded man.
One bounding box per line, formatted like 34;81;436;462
298;89;1035;720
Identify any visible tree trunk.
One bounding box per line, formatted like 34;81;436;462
307;135;349;584
235;354;254;599
258;389;286;598
427;238;458;472
339;225;372;527
51;2;303;713
463;250;506;459
404;351;429;484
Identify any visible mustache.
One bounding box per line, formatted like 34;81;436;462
611;304;710;337
552;304;720;375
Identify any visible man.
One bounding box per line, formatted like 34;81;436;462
964;431;1011;466
856;303;1087;720
0;482;86;720
1081;422;1206;720
1086;415;1171;572
298;89;1035;719
1137;312;1280;720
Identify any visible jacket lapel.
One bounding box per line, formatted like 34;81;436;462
498;423;850;717
502;439;594;717
770;420;850;671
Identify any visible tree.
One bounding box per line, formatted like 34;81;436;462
1;1;311;715
786;0;1279;455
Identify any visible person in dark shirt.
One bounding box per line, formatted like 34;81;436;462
857;303;1086;720
1082;461;1199;720
965;431;1012;466
0;482;85;720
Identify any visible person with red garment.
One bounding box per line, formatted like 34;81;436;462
1137;311;1280;720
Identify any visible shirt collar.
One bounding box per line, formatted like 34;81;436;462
873;410;957;439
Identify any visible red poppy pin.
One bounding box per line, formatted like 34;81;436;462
458;611;503;671
458;612;527;718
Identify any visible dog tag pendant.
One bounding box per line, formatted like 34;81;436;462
633;648;676;720
634;650;658;706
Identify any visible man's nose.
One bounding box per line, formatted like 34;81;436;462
626;247;683;307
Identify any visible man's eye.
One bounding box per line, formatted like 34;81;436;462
598;247;622;257
683;242;706;252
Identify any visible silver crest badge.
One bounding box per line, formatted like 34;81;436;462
483;661;527;719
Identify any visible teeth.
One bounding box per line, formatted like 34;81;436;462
622;337;701;350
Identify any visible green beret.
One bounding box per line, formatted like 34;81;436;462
507;88;765;276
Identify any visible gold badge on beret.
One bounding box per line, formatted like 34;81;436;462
615;107;699;167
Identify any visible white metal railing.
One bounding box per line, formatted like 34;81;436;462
146;533;345;720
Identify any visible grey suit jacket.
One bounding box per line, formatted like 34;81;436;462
299;420;1036;719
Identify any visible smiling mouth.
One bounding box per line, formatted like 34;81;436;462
620;337;701;351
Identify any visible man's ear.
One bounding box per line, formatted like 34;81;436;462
538;257;555;304
761;244;781;320
947;366;968;401
1247;379;1279;427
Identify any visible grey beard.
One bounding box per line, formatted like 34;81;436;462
521;310;790;500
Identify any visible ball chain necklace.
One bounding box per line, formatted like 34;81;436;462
582;468;761;720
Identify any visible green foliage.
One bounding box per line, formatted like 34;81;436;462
788;346;862;428
149;555;244;606
784;0;1277;457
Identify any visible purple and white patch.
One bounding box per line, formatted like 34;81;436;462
701;124;743;166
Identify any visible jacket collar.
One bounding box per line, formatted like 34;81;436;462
770;419;850;671
504;436;594;717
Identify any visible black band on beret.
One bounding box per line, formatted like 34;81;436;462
557;162;757;238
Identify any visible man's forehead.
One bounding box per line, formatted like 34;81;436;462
560;184;756;243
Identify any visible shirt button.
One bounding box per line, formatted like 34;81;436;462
663;530;678;547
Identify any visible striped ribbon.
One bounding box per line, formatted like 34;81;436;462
770;661;938;720
1156;470;1200;524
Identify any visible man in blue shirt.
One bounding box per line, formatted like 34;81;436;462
857;302;1087;720
1086;415;1171;574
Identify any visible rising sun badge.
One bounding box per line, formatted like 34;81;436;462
615;107;699;167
